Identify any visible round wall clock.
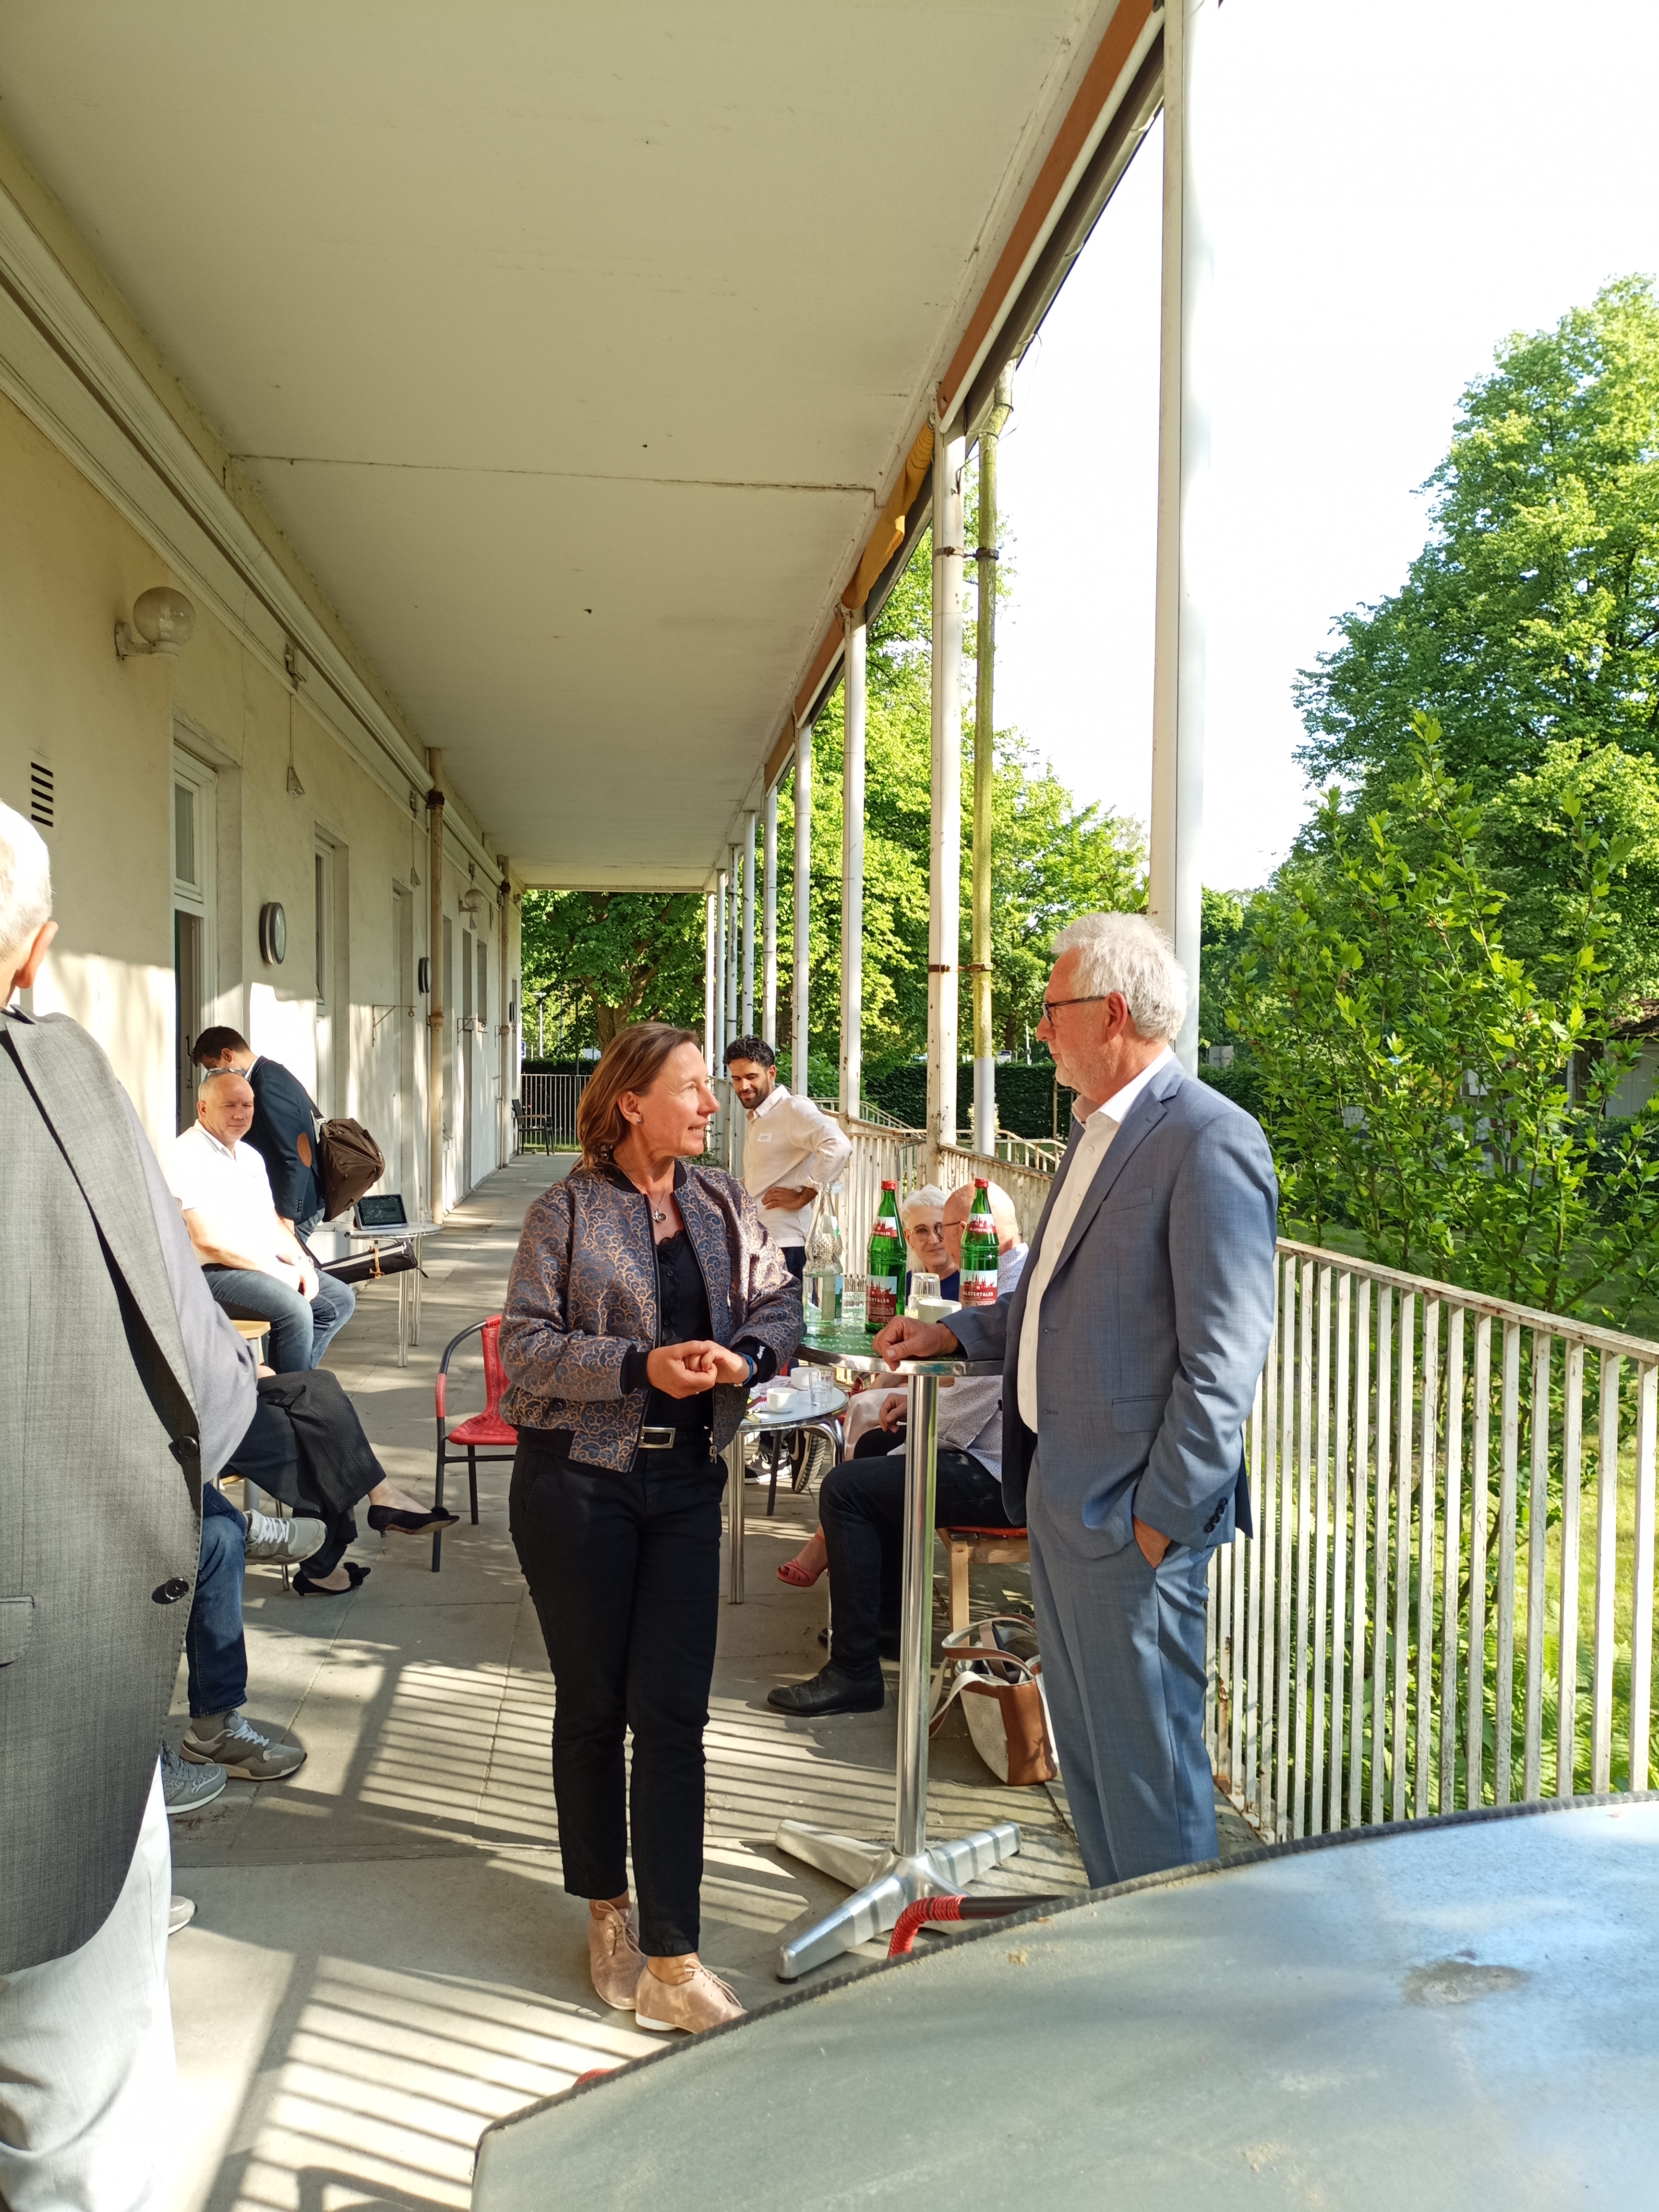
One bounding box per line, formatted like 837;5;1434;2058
259;901;287;965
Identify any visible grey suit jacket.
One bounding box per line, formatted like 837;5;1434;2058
1;1010;256;1970
948;1059;1277;1554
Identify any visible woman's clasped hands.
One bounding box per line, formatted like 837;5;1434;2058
645;1341;753;1398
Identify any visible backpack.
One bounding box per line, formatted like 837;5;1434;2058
316;1117;386;1220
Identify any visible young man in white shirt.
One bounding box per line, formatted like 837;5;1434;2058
723;1036;851;1281
769;1179;1029;1716
167;1070;355;1372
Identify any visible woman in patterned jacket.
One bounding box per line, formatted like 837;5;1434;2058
502;1022;801;2034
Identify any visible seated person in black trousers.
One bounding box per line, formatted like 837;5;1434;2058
769;1192;1028;1717
225;1368;456;1594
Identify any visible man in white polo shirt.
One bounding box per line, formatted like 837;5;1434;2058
722;1035;851;1280
167;1070;355;1372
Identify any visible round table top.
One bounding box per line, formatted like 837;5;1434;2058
473;1798;1659;2211
794;1316;1000;1378
743;1384;849;1429
346;1219;436;1239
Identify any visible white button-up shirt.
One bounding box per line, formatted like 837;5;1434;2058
941;1241;1029;1480
739;1082;853;1249
1015;1047;1176;1433
167;1121;288;1265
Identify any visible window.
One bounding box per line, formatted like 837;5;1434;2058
477;939;489;1030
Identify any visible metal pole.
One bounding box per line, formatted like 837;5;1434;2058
704;890;718;1066
726;1431;746;1602
498;853;512;1168
840;608;866;1123
742;808;757;1038
793;716;812;1092
972;372;1011;1157
715;868;729;1063
762;782;779;1048
926;418;966;1179
726;844;740;1049
1148;0;1211;1074
895;1370;941;1857
425;750;446;1224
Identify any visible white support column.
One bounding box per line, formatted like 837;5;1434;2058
1148;0;1212;1073
741;808;757;1038
926;417;966;1176
726;842;741;1048
704;889;718;1067
840;607;866;1123
792;716;813;1092
715;867;729;1061
762;782;779;1047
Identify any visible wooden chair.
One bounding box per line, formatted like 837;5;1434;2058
433;1316;517;1572
939;1525;1031;1633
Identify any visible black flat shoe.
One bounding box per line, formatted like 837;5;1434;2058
293;1562;371;1596
367;1504;460;1537
767;1664;886;1717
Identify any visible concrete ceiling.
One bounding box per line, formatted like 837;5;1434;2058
0;1;1119;887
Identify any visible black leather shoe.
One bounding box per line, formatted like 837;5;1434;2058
767;1664;886;1716
367;1504;459;1537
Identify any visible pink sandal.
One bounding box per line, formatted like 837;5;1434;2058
777;1551;827;1588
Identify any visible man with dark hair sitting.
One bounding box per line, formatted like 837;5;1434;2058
190;1026;328;1235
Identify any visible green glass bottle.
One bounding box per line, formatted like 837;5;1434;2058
958;1178;1000;1307
866;1179;904;1332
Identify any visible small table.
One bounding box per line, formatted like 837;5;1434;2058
770;1321;1020;1981
725;1384;848;1602
343;1221;436;1368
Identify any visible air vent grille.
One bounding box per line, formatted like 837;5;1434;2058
28;759;54;831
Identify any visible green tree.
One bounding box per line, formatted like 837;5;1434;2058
1297;277;1659;800
1230;717;1659;1323
519;890;704;1049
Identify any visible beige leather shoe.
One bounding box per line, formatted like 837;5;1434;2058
634;1961;746;2034
588;1902;645;2010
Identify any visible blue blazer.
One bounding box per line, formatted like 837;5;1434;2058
948;1059;1277;1554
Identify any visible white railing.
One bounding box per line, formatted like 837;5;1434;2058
516;1070;587;1151
992;1130;1066;1175
838;1118;926;1282
1210;1244;1659;1844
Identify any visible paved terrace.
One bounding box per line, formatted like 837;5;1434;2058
168;1153;1190;2211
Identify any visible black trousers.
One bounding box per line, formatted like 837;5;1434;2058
819;1443;1013;1677
509;1436;726;1957
223;1389;366;1578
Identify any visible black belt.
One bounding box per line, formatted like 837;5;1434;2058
637;1425;712;1451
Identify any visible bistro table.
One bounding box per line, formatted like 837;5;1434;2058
311;1218;436;1368
724;1381;849;1602
766;1317;1020;1981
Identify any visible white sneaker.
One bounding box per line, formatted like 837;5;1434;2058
243;1509;327;1565
168;1896;196;1936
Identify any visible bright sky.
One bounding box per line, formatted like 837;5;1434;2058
993;0;1659;891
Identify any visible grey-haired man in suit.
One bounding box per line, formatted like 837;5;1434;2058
0;801;258;2210
878;914;1277;1887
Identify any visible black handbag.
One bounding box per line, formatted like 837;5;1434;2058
313;1238;418;1286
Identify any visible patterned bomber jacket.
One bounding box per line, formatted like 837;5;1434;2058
499;1158;803;1469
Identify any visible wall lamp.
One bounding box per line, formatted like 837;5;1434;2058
458;887;491;919
116;585;196;661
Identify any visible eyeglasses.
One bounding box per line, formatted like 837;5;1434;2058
1040;994;1110;1024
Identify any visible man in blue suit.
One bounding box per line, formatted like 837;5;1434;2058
877;914;1276;1887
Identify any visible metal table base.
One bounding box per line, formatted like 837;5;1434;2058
771;1354;1021;1979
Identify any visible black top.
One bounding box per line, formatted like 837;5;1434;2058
245;1056;322;1223
618;1227;780;1430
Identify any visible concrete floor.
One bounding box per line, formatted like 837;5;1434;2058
163;1154;1100;2212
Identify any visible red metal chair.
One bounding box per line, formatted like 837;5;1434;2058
433;1316;517;1572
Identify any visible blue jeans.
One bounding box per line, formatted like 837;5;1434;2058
186;1485;248;1719
204;1267;356;1372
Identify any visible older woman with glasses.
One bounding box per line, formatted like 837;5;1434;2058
501;1023;800;2033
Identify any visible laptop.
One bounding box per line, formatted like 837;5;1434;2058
354;1193;409;1229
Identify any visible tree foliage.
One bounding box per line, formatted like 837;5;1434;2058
1230;718;1659;1323
519;890;704;1049
1297;276;1659;800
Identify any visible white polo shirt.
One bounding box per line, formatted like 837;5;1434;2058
167;1122;287;1263
1016;1048;1176;1433
739;1082;853;1249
